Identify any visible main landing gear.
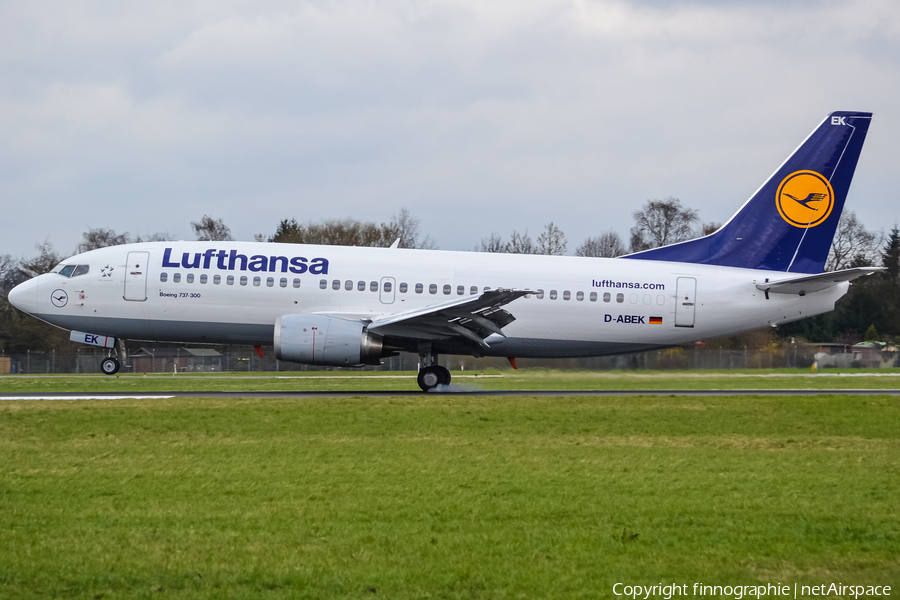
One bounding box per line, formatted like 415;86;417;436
417;350;450;392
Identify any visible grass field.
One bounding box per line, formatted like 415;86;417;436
1;389;898;598
4;367;900;394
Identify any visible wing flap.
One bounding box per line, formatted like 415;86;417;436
367;289;531;346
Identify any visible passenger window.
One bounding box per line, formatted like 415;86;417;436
200;274;208;284
590;292;597;302
320;279;327;289
563;291;571;300
358;281;366;291
173;273;181;283
415;283;423;294
536;289;544;299
280;278;287;288
372;281;380;292
603;292;611;302
616;293;624;303
186;274;194;283
254;276;261;287
550;290;558;300
398;282;407;293
429;284;437;294
72;265;90;277
214;275;221;285
384;281;392;292
483;287;491;292
629;294;637;303
576;291;584;301
332;280;340;290
293;278;301;288
345;280;353;291
240;276;248;286
227;275;235;285
160;273;168;283
470;286;478;295
443;284;451;295
266;277;274;287
643;294;651;305
657;295;665;305
457;285;464;295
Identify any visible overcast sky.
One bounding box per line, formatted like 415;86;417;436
1;0;898;259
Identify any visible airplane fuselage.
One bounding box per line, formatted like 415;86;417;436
12;241;847;358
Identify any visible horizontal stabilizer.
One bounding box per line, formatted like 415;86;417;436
755;267;882;295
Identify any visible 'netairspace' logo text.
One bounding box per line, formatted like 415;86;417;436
612;583;892;599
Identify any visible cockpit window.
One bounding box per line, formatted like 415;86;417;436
54;264;89;278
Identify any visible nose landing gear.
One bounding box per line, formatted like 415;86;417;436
100;342;122;376
100;356;120;375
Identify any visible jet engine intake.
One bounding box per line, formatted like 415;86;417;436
274;314;383;366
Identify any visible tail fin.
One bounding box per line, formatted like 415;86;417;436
623;111;872;273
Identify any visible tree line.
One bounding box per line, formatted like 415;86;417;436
0;200;895;356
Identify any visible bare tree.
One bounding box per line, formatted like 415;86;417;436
826;211;881;271
630;197;699;252
135;232;176;243
576;231;626;258
380;208;436;249
19;241;61;278
268;209;435;249
76;228;131;253
537;222;567;256
191;215;233;242
506;230;536;254
476;233;505;253
702;222;722;236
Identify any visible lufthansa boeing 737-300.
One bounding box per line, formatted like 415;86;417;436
8;111;877;390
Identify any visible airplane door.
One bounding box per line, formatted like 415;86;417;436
124;251;150;302
675;277;696;327
379;277;395;304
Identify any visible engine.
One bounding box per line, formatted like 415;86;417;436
274;314;384;366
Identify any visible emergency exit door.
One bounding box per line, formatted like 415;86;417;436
675;277;696;327
124;251;149;301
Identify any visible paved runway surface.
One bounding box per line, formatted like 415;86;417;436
3;389;900;400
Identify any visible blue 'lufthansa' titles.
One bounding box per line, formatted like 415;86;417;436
162;248;329;275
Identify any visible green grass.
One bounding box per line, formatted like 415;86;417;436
1;394;898;598
3;367;900;394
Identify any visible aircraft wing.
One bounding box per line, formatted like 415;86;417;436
366;289;532;347
755;267;883;295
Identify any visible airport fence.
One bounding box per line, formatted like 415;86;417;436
0;343;825;375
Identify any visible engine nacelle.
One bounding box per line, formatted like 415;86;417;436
274;314;383;366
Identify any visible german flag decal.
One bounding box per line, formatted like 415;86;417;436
649;317;663;325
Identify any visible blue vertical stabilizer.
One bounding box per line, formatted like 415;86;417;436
623;111;872;273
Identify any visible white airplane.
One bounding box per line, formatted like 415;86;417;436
9;111;876;391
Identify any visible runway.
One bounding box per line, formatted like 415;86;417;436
2;389;900;400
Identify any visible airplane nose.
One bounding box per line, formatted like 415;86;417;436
8;279;39;315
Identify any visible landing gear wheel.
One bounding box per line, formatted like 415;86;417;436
436;366;451;386
101;357;120;376
417;366;443;392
